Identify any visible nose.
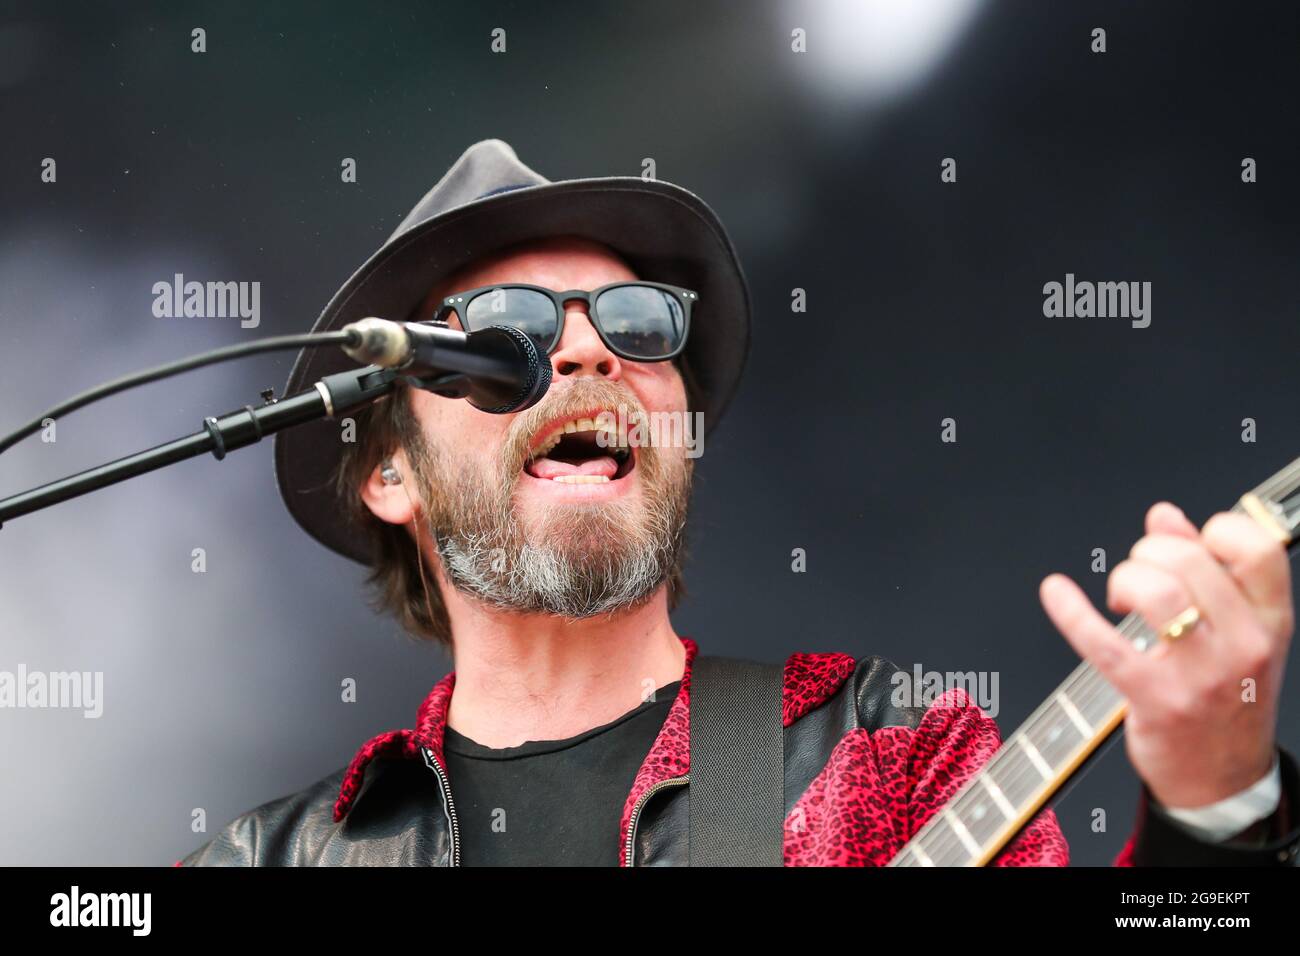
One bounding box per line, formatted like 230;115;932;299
549;297;623;383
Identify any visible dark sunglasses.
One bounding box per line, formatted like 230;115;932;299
430;281;695;362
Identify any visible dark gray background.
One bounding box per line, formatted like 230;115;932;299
1;1;1297;865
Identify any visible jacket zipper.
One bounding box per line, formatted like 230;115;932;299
623;774;688;866
421;747;461;866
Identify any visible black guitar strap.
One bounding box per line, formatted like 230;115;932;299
687;655;785;866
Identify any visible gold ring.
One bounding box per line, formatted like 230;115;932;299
1157;606;1201;643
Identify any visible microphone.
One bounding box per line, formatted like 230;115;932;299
341;317;550;414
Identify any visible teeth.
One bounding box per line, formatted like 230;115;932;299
528;413;629;461
533;430;564;456
552;475;610;484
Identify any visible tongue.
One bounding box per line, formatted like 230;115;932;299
527;454;619;480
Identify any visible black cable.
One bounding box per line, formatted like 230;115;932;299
0;329;360;456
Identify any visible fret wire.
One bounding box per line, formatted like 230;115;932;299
1022;698;1086;767
908;605;1151;864
920;655;1131;865
932;691;1118;863
914;734;1080;863
1256;455;1300;500
909;654;1130;866
897;459;1300;866
914;715;1084;862
904;455;1300;868
946;771;1010;848
960;799;1008;848
1254;456;1295;497
1245;461;1300;539
985;746;1042;808
920;731;1092;865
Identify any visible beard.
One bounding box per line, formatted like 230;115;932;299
405;377;693;619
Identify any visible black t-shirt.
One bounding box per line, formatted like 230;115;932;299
441;680;681;866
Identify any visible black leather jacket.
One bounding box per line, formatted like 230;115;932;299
180;638;1300;867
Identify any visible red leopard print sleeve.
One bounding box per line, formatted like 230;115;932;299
785;686;1076;865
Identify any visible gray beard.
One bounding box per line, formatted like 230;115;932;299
425;461;690;619
436;518;681;618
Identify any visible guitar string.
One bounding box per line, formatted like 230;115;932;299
892;662;1100;866
920;612;1162;866
908;658;1140;866
1253;460;1300;517
899;606;1147;865
907;518;1293;866
907;585;1290;861
894;465;1300;865
910;464;1299;865
904;656;1122;865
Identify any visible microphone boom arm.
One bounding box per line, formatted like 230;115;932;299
0;364;398;530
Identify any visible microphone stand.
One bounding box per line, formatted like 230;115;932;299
0;364;469;529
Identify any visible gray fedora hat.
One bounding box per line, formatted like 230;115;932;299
274;138;751;565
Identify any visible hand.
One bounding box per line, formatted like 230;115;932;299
1038;501;1293;809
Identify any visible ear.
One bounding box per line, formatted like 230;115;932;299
358;448;418;526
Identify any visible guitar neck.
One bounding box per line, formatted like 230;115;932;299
888;475;1300;867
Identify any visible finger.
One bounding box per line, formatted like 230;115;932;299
1145;501;1199;541
1129;533;1255;630
1105;559;1202;649
1041;573;1149;690
1201;511;1294;638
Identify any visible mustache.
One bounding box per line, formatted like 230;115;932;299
498;378;649;475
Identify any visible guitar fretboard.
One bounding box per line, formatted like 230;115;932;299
887;630;1137;867
888;479;1299;866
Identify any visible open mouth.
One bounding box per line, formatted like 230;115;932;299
524;415;636;485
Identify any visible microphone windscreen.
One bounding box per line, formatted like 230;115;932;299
467;325;551;414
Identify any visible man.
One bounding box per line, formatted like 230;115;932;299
180;139;1300;866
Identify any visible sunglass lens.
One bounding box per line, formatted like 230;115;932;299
464;288;555;354
594;285;686;359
